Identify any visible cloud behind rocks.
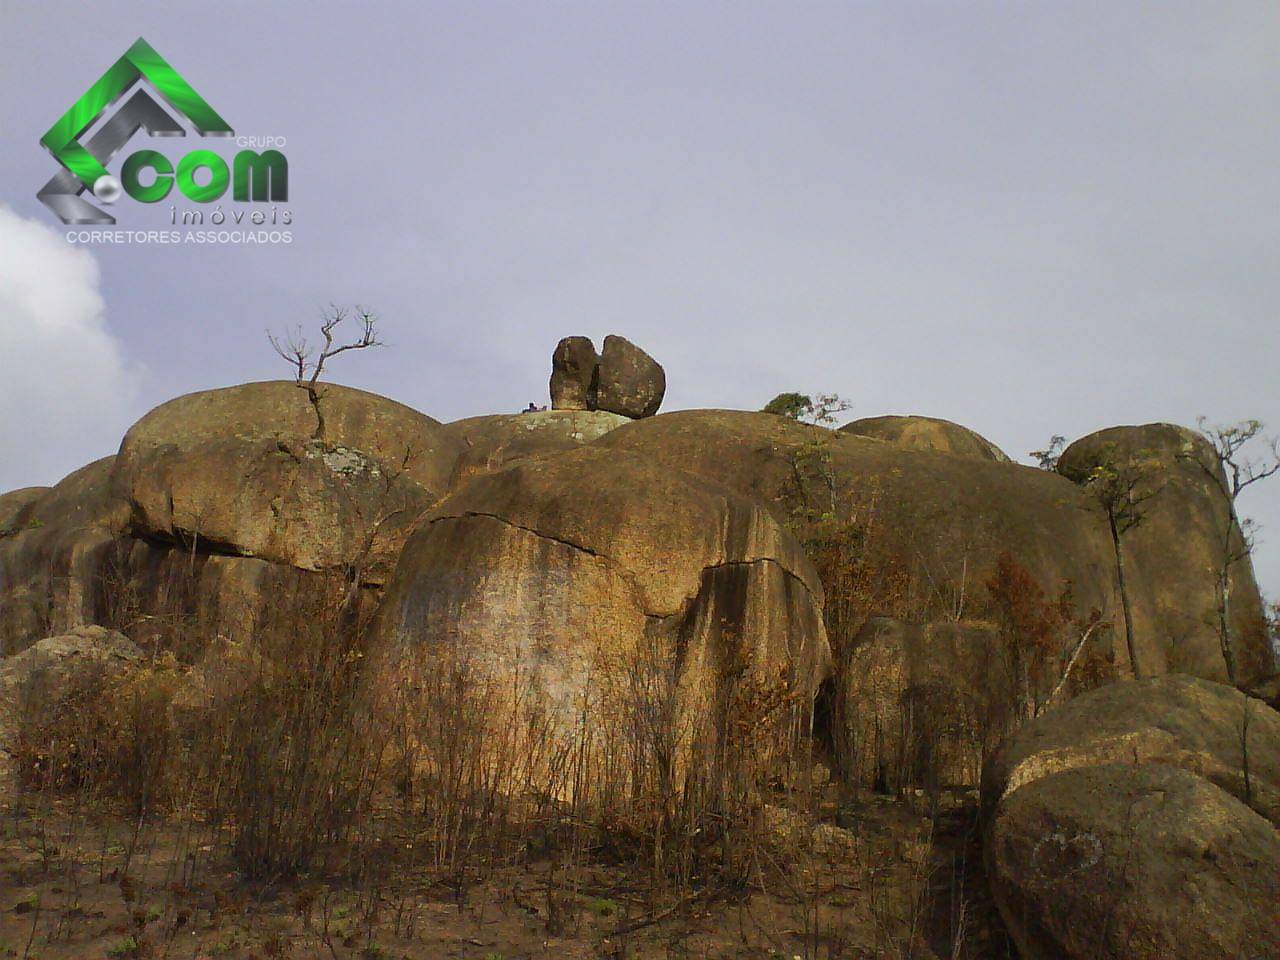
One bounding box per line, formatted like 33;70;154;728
0;205;141;490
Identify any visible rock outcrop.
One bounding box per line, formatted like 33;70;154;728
839;414;1010;462
373;445;830;793
548;335;665;418
982;676;1280;960
0;458;133;654
1058;424;1270;685
597;410;1271;686
441;409;628;489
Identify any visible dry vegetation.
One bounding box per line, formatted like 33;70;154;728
0;554;1015;959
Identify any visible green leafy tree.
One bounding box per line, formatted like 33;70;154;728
762;391;851;426
1030;435;1066;471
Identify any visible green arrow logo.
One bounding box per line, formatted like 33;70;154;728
41;37;232;191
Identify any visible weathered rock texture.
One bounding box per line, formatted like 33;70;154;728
0;456;315;657
597;410;1271;687
549;336;600;411
840;414;1010;462
441;410;628;489
112;381;460;580
982;676;1280;960
1;381;454;655
0;458;133;654
596;335;666;418
1058;423;1270;685
548;335;665;418
0;488;49;535
374;445;830;793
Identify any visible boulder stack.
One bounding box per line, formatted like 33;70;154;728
982;676;1280;960
549;335;665;418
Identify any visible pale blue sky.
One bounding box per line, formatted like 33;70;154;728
1;1;1277;595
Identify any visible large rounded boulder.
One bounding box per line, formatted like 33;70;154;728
112;381;462;579
598;411;1270;689
839;414;1010;462
595;335;666;418
0;458;317;657
373;445;831;793
1058;424;1269;685
596;410;1118;648
982;676;1280;960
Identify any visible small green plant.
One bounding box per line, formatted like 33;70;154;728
106;937;138;959
585;897;618;917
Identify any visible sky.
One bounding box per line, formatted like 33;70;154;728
0;1;1277;595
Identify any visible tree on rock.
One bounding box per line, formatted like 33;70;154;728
1180;419;1279;684
761;392;850;425
268;306;383;440
1074;445;1162;679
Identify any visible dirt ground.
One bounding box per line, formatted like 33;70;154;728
0;789;1013;960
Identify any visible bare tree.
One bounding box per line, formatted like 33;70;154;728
1078;446;1163;679
268;306;383;440
1180;419;1279;684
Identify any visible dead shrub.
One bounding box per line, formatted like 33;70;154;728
10;655;183;813
189;575;389;882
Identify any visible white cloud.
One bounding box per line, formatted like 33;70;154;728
0;206;140;490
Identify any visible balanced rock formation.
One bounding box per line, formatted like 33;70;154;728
441;409;628;489
548;335;665;418
982;676;1280;960
840;414;1010;462
1058;423;1269;685
549;336;599;411
112;381;461;580
596;335;666;418
373;445;830;794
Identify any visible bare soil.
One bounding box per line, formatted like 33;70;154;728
0;789;1012;960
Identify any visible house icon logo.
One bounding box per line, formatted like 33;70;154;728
38;37;234;225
